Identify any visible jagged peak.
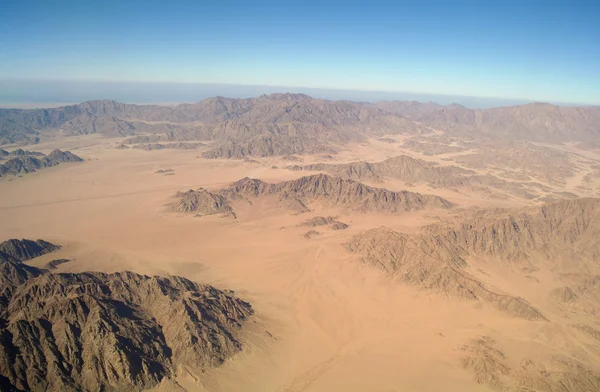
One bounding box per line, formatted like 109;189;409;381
0;239;60;262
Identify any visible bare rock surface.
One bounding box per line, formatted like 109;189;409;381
344;227;546;320
297;216;349;230
172;174;452;219
0;239;59;263
171;188;234;217
0;241;253;392
303;230;321;239
224;174;453;213
459;336;600;391
0;149;83;177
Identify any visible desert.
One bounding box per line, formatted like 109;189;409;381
1;94;600;391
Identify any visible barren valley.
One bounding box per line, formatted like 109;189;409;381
1;94;600;391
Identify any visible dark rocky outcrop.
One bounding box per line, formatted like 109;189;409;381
171;188;234;217
173;174;452;219
225;174;453;213
0;149;83;177
0;248;253;391
0;239;59;263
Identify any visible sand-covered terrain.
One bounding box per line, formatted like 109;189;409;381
2;95;600;391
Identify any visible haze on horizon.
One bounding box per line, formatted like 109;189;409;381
0;0;599;107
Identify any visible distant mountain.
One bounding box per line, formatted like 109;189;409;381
3;94;599;154
0;149;83;177
0;117;39;145
377;101;600;142
287;153;565;199
288;155;473;185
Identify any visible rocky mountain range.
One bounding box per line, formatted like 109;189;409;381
288;155;474;186
377;101;600;142
345;197;600;320
172;174;453;217
344;226;547;320
0;148;44;160
0;239;253;391
288;152;573;199
0;149;83;177
3;94;599;156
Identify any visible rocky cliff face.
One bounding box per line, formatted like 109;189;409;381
0;241;253;392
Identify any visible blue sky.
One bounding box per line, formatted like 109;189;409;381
0;0;599;105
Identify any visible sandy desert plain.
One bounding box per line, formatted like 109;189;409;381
1;95;600;392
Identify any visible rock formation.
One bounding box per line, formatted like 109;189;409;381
459;336;600;391
344;227;546;320
297;216;349;230
171;188;234;217
132;142;204;151
0;241;253;391
223;174;453;213
303;230;321;239
173;174;452;219
0;239;60;262
288;155;473;186
0;149;83;177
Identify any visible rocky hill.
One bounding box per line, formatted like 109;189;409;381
459;336;600;392
0;149;83;177
289;155;473;186
172;174;452;218
171;188;234;217
202;132;337;159
297;216;349;230
0;241;253;392
288;154;561;199
344;227;546;320
223;174;453;213
0;148;45;158
424;197;600;272
131;142;204;151
345;197;600;320
0;239;60;262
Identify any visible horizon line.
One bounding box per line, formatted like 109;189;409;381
0;79;597;109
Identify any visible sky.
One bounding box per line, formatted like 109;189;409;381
0;0;599;106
